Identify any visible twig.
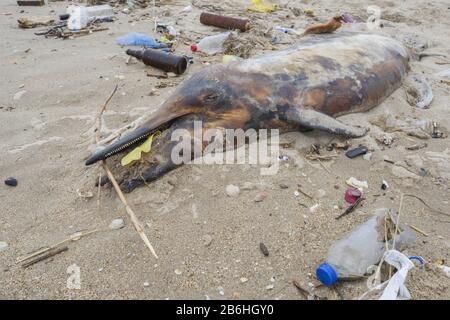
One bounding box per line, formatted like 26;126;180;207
21;246;68;268
336;197;363;220
392;194;404;250
296;185;313;199
102;162;158;259
17;229;100;263
292;280;310;299
405;223;429;237
404;194;450;217
95;84;158;259
95;84;118;143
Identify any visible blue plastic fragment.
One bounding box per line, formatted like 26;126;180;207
116;32;167;48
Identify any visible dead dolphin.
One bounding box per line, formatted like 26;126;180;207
86;32;410;192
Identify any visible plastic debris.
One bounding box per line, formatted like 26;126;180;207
109;218;125;230
345;145;368;159
190;44;198;52
404;75;433;109
359;250;415;300
67;4;113;31
341;13;354;23
381;180;389;190
121;132;159;166
438;265;450;278
344;187;362;204
304;9;314;16
0;242;8;252
317;210;416;286
116;32;167;48
346;177;368;191
222;55;242;63
197;32;234;55
247;0;275;13
181;5;193;13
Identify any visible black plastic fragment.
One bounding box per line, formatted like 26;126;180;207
345;145;368;159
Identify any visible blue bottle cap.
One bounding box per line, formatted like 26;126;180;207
316;263;337;286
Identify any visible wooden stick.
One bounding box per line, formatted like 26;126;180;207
22;246;68;268
405;223;429;237
336;197;363;220
17;229;100;263
95;84;158;259
95;84;118;143
102;162;158;259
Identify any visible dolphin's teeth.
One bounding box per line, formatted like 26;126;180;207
104;133;151;158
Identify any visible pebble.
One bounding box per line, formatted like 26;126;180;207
4;177;17;187
315;189;326;199
259;242;269;256
241;181;256;190
279;183;289;189
0;242;8;252
240;277;248;283
363;152;373;161
109;218;125;230
203;234;213;247
143;282;150;287
226;184;240;197
254;191;267;202
13;90;26;101
265;284;274;290
309;203;320;213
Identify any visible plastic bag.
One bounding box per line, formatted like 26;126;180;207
116;32;167;48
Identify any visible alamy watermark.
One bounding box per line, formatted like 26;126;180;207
66;263;81;290
367;5;382;30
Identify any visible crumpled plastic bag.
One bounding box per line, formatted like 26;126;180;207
116;32;167;48
247;0;275;13
359;250;414;300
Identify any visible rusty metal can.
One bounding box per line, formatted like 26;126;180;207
126;49;188;75
200;12;250;32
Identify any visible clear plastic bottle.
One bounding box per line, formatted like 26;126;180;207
197;32;234;55
316;210;416;286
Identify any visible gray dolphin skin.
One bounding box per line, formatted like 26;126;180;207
86;32;410;192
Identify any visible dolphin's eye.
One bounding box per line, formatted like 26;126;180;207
203;93;220;103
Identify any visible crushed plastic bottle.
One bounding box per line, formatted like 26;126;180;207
197;32;235;55
67;4;113;31
116;32;167;48
316;209;416;286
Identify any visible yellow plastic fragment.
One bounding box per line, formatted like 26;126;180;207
222;55;243;63
247;0;275;13
121;132;159;166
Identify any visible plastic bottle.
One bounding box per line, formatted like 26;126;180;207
316;209;416;286
197;32;234;55
67;4;113;31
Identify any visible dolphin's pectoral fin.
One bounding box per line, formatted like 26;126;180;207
286;108;368;137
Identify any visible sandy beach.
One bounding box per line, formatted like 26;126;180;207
0;0;449;299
